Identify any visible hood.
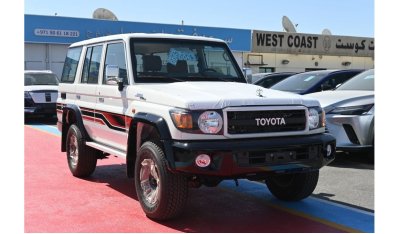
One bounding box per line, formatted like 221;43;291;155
306;90;374;110
133;82;321;110
25;85;58;92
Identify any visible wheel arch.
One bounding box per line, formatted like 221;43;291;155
126;112;174;178
61;104;90;152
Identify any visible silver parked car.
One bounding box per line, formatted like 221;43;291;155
307;69;374;157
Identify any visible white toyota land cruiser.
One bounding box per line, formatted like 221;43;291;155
57;33;335;220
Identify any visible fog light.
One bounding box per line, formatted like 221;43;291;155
326;144;332;157
195;154;211;168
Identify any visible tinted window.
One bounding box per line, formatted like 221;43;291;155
81;45;103;84
320;72;359;90
61;47;82;83
271;72;329;92
336;69;374;91
103;42;128;84
25;73;59;86
257;75;288;88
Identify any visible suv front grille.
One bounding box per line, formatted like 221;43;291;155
227;109;306;134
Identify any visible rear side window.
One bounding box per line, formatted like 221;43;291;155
61;47;82;83
81;45;103;84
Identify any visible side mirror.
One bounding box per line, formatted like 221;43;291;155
105;65;124;91
242;68;252;83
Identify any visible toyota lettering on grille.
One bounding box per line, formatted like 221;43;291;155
255;117;286;126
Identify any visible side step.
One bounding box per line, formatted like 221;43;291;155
86;142;126;158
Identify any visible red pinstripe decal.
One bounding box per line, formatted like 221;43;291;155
101;112;125;129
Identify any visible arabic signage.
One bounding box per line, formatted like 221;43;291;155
25;14;251;51
252;30;374;57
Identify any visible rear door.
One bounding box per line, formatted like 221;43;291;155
91;41;130;151
74;44;104;137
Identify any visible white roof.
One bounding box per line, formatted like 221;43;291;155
70;33;226;47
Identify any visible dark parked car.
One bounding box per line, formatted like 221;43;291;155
253;72;298;88
270;69;363;95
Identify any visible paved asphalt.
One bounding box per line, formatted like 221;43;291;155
313;152;374;211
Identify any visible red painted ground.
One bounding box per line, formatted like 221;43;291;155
25;126;344;232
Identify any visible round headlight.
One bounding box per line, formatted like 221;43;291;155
198;111;223;134
308;108;320;129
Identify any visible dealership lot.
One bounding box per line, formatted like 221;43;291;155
25;120;374;232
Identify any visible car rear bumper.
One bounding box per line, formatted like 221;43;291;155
166;133;336;178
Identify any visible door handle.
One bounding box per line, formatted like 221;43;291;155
99;97;104;103
76;94;81;100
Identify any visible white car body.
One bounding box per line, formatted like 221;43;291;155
24;70;59;116
306;69;374;153
56;33;336;219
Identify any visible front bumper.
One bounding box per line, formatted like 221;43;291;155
325;114;373;152
165;133;335;178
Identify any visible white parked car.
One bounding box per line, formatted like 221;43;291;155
24;70;59;117
307;69;374;157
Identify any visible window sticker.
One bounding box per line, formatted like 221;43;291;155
167;48;197;65
304;76;316;82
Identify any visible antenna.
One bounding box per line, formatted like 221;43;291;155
322;28;332;35
282;16;297;33
93;8;118;21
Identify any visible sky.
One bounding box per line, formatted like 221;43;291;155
24;0;374;37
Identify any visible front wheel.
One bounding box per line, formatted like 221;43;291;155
265;170;319;201
134;141;188;220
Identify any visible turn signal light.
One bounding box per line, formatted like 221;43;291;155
171;112;193;129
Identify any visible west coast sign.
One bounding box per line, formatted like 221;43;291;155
252;30;374;57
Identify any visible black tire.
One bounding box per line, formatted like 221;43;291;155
66;124;98;177
135;141;188;220
265;170;319;201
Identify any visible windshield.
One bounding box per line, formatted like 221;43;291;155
270;71;328;92
25;73;59;86
336;69;374;91
131;39;245;83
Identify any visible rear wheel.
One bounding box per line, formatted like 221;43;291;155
265;170;319;201
135;141;188;220
66;124;98;177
